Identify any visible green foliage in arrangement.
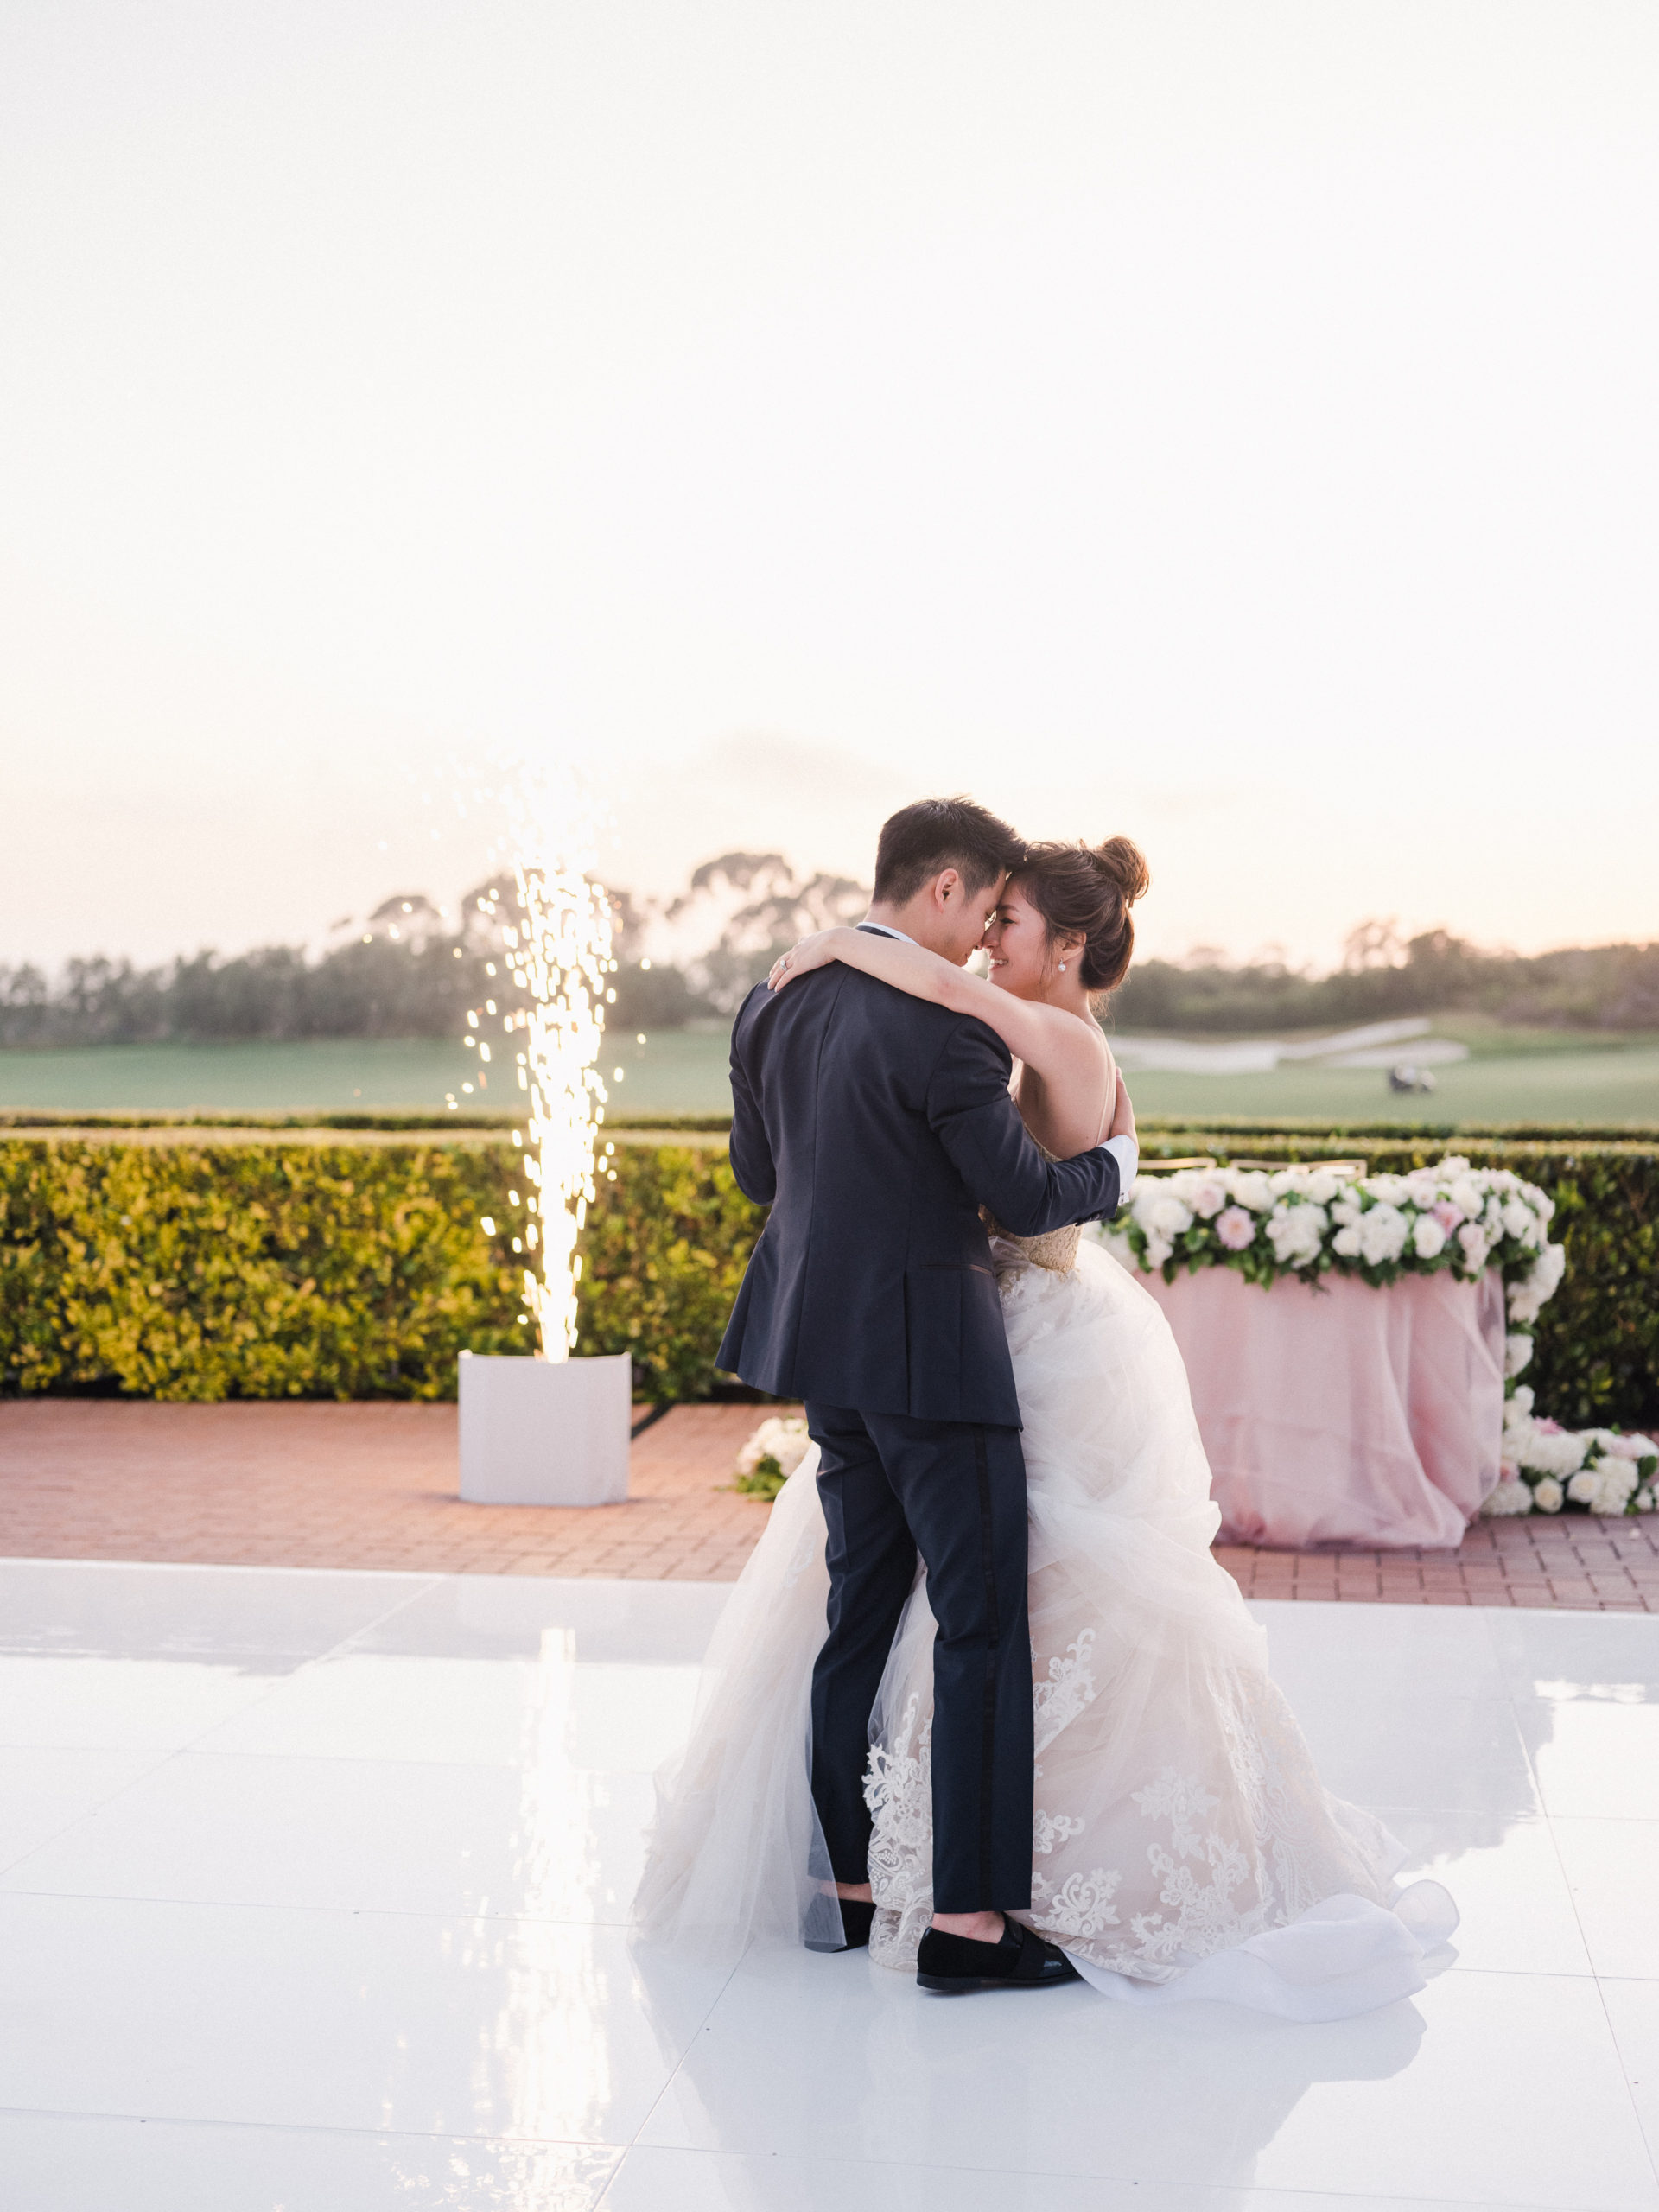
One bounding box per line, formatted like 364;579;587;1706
0;1131;763;1404
731;1456;790;1500
1;1121;1655;1427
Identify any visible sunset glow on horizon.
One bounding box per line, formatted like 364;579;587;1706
3;2;1656;973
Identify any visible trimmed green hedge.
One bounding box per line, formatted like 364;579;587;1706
2;1122;1655;1425
0;1133;761;1404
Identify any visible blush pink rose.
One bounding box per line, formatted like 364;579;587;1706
1433;1200;1465;1231
1216;1206;1256;1251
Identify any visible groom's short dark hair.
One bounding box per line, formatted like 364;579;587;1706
873;797;1025;905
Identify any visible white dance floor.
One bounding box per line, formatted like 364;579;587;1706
3;1560;1659;2211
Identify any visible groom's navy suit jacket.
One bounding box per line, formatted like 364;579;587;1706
715;952;1122;1428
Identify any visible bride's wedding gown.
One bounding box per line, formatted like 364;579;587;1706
636;1223;1457;2018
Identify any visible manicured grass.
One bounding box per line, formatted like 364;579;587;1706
0;1028;734;1117
1;1027;1655;1127
1120;1048;1659;1128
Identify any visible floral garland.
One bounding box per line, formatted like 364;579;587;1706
1108;1155;1657;1518
1119;1155;1558;1295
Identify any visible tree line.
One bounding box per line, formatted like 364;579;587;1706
1113;929;1659;1036
3;866;1656;1047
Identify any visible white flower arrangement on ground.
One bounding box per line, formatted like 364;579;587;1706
732;1414;812;1500
1109;1153;1656;1519
1481;1386;1658;1518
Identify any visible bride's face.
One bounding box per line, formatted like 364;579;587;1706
980;880;1053;999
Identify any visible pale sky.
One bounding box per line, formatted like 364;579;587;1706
3;1;1656;971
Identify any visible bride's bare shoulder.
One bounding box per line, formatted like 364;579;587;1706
1011;1007;1115;1145
1040;1002;1113;1067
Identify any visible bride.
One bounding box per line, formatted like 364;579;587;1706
635;836;1455;2018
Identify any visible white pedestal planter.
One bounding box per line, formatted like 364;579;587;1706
458;1352;632;1506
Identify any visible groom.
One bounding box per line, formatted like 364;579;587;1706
717;797;1136;1993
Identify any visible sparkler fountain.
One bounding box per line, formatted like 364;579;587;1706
458;767;632;1506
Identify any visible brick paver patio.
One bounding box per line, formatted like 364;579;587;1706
0;1400;769;1583
3;1400;1657;1608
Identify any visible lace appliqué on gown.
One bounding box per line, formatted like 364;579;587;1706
1033;1630;1097;1754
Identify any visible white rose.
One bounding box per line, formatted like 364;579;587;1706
1450;1175;1484;1218
1228;1172;1273;1213
1482;1475;1535;1516
1484;1198;1506;1231
1456;1222;1490;1275
1534;1243;1567;1299
1518;1427;1587;1478
1357;1204;1409;1266
1267;1202;1327;1268
1507;1243;1567;1327
1511;1384;1535;1419
1143;1235;1173;1270
1303;1169;1341;1205
1411;1215;1448;1260
1186;1178;1228;1220
1637;1487;1657;1514
736;1414;811;1479
1593;1462;1640;1515
1533;1478;1565;1513
1504;1332;1534;1378
1147;1193;1194;1240
1567;1470;1599;1505
1333;1224;1363;1257
1364;1174;1410;1207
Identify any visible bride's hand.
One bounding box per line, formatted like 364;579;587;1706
767;927;853;991
1108;1066;1135;1141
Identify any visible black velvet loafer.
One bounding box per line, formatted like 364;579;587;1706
805;1899;877;1954
916;1916;1080;1993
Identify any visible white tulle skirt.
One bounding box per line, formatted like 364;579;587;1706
634;1239;1457;2017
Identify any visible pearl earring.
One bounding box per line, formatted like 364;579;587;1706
1058;961;1066;972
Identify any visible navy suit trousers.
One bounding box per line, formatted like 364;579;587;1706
804;1402;1033;1915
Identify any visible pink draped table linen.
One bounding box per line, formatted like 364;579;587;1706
1134;1262;1507;1549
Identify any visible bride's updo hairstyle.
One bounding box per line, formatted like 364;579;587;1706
1017;836;1150;1003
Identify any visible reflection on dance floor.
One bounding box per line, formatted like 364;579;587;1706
0;1561;1656;2209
